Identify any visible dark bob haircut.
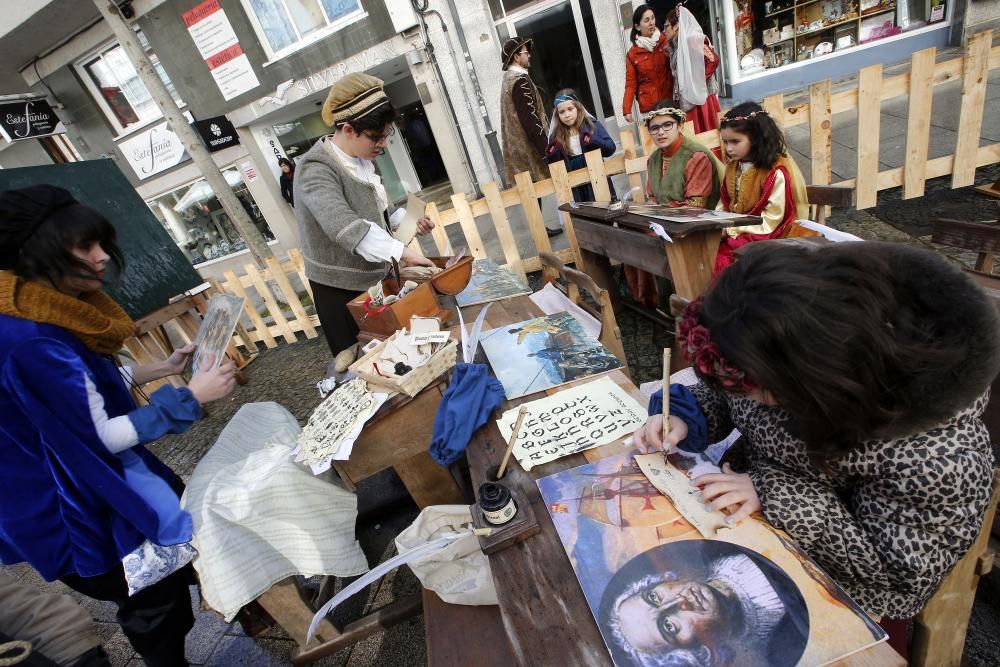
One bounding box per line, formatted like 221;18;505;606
0;185;124;288
697;240;1000;459
336;104;398;137
630;4;657;44
719;101;786;169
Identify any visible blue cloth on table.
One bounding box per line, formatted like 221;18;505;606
648;384;709;453
429;363;505;466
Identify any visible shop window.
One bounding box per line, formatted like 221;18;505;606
243;0;365;57
78;31;183;135
147;167;275;267
736;0;949;76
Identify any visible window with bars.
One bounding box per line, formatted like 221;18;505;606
78;31;183;135
243;0;366;57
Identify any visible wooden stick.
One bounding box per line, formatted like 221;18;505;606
497;405;528;480
662;349;671;443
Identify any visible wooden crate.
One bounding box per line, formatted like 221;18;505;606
346;280;448;338
349;331;457;397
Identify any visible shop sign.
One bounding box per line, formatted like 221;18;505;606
193;115;240;152
0;99;66;141
240;161;258;182
118;120;190;179
183;0;260;101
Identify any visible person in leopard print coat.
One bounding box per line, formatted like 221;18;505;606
634;241;1000;628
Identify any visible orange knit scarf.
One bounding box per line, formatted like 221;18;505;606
0;271;134;354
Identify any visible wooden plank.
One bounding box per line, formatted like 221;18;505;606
423;589;516;667
265;255;316;339
856;64;883;209
244;263;297;345
394;452;466;509
514;171;558;283
571;218;670;277
406;237;425;257
664;231;721;300
133;298;196;336
521;247;575;274
547;160;583;270
762;94;785;131
809;79;833;190
912;471;1000;667
286;248;314;303
425;202;451;255
952;30;991;188
451;194;488;260
483;181;527;282
903;47;937;199
256;578;340;646
222;270;276;349
585;148;613;203
621;130;646;203
639;123;653;157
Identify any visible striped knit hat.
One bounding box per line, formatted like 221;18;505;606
321;73;390;127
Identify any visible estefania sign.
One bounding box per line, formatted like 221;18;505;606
117;120;190;179
0;99;66;141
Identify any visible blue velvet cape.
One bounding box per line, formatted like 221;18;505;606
0;314;199;581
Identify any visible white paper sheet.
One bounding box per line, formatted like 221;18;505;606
495;376;646;470
393;192;426;246
634;452;728;538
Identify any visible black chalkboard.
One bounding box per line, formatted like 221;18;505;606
0;159;203;319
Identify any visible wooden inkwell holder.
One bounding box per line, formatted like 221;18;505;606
467;422;541;555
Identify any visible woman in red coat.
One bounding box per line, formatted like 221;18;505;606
623;4;672;123
665;5;723;134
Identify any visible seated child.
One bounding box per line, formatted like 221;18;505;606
633;241;1000;656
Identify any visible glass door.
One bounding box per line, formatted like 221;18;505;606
500;0;611;120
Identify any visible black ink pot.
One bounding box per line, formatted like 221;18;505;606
478;481;518;526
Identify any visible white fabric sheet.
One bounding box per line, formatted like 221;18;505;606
181;402;368;621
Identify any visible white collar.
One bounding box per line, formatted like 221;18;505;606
507;65;528;76
325;135;370;170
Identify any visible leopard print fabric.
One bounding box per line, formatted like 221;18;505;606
691;382;994;618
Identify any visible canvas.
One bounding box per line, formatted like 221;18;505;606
536;451;887;666
480;311;623;399
454;259;531;307
190;294;245;375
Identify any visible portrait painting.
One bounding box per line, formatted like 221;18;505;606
537;452;886;666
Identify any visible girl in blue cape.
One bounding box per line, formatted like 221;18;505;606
0;185;236;666
544;88;617;203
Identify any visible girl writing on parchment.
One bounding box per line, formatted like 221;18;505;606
632;241;1000;658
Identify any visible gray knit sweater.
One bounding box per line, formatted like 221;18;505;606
293;138;390;291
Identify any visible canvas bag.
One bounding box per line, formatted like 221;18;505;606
394;505;498;606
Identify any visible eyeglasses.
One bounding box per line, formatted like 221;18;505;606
362;126;396;144
648;121;677;135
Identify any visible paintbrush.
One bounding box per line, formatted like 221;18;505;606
662;349;671;449
496;405;528;480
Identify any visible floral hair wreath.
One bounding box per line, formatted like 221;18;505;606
646;107;686;124
678;298;757;393
723;109;769;123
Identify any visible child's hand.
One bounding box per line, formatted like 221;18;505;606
692;463;760;524
632;415;688;454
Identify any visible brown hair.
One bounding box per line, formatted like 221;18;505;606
553;89;595;151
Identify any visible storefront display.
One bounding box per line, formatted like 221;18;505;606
733;0;947;76
147;166;274;266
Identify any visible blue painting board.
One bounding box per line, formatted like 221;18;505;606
479;311;622;399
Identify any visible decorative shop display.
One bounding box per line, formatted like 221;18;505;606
146;166;274;266
738;0;943;75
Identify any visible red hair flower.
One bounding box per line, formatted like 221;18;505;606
677;297;757;393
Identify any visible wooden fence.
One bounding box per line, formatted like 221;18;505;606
220;32;999;350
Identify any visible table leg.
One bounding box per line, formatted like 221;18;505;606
663;232;721;300
256;578;340;645
394;452;466;509
579;248;620;309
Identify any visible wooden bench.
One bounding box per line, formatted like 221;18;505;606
422;589;515;667
805;184;855;225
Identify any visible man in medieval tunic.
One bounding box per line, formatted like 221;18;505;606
499;37;561;237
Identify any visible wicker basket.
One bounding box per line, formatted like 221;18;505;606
349;331;458;397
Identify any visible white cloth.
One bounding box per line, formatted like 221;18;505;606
673;6;709;109
84;374;139;453
322;137;404;262
568;133;582;156
181;402;368;621
394;505;498;606
529;282;601;340
507;64;528;75
634;28;662;52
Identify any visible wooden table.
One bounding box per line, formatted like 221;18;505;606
559;204;747;300
331;379;465;509
454;294;905;667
